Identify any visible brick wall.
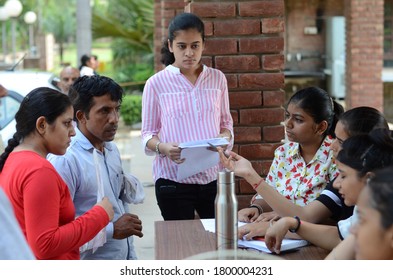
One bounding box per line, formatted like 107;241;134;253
154;0;187;72
154;0;285;205
344;0;384;111
153;0;387;207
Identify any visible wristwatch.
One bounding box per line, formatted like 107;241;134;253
289;216;301;233
249;204;263;215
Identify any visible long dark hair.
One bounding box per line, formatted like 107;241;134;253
339;106;388;137
79;54;91;70
336;128;393;177
0;87;72;171
160;13;205;66
366;166;393;229
286;86;344;138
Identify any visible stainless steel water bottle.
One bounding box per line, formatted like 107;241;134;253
215;171;238;251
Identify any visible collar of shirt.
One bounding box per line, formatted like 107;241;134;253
166;64;207;74
72;127;113;153
287;135;333;164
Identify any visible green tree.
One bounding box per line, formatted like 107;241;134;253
92;0;153;52
42;0;76;64
92;0;154;86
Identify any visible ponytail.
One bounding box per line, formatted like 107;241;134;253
160;38;175;66
326;100;344;138
0;132;22;172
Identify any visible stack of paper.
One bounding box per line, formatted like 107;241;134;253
177;138;229;181
179;138;229;149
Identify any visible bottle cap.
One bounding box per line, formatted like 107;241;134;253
218;171;234;184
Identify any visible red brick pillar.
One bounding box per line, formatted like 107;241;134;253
154;0;285;205
154;0;187;72
344;0;384;110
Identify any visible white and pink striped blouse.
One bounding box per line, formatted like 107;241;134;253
141;64;233;184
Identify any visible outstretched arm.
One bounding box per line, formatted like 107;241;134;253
264;216;341;254
218;148;332;223
325;234;356;260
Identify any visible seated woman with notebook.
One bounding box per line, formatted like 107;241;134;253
243;87;342;211
219;106;388;240
219;87;345;238
263;129;393;256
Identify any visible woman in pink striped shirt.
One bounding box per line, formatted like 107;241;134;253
141;13;233;220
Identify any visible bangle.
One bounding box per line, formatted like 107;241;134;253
249;204;263;215
155;141;161;155
252;178;264;190
289;216;301;233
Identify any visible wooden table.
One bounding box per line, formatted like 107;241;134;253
155;219;329;260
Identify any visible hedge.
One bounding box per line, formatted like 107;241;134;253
120;94;142;126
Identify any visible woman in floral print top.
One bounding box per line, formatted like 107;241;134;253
266;135;337;206
219;87;345;238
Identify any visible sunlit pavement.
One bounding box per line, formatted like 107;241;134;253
114;122;163;260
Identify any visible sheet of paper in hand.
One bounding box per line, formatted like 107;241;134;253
177;138;229;181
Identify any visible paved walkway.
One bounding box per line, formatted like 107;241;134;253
114;124;163;260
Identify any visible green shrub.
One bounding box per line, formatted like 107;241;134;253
121;94;142;126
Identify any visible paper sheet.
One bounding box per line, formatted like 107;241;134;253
176;138;229;181
80;149;107;254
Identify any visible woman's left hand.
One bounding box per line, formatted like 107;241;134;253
264;217;291;254
217;132;231;141
160;142;185;164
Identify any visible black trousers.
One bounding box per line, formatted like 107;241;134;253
155;178;217;221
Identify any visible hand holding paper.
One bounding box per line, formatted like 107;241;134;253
80;149;108;254
207;142;230;158
177;138;229;181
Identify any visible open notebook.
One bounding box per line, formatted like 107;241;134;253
238;236;308;253
238;221;308;253
200;219;309;254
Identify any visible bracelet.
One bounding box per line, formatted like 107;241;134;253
249;204;263;215
289;216;301;233
155;141;161;155
252;178;264;190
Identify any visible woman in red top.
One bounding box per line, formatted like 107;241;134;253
0;87;114;260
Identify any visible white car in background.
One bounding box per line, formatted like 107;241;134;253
0;70;60;148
